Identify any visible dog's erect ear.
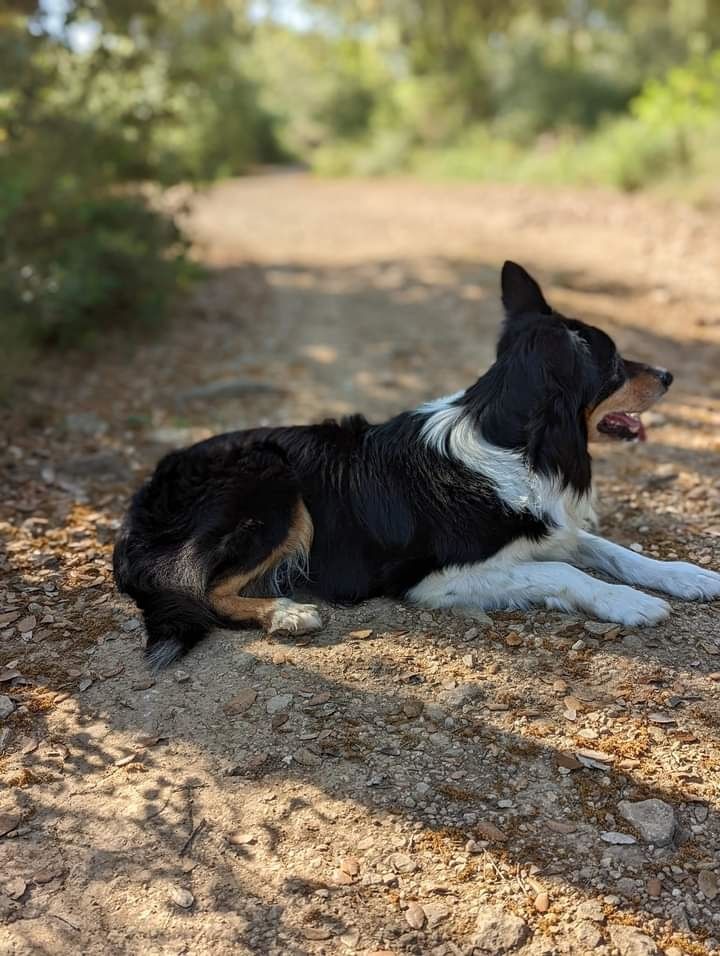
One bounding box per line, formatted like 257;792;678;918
501;261;552;318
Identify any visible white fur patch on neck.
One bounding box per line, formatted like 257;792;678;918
416;393;594;529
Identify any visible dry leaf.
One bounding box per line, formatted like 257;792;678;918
302;927;333;940
223;688;257;716
405;902;426;929
5;878;26;900
546;820;576;834
0;669;22;683
476;821;507;842
340;856;360;876
33;868;64;884
99;664;124;679
131;678;156;691
136;735;163;748
169;885;194;908
648;712;675;724
0;812;19;837
228;831;256;846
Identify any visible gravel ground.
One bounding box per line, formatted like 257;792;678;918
1;174;720;956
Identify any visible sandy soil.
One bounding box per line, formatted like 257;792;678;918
1;174;720;956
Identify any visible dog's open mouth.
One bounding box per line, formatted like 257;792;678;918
596;411;646;442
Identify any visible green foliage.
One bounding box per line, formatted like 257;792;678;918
0;2;281;379
1;195;192;353
296;8;720;198
409;58;720;195
249;24;386;158
634;52;720;128
487;47;637;143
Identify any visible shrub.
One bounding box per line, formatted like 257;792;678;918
350;53;720;197
0;4;277;388
0;194;191;355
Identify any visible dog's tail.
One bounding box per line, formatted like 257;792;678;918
137;591;224;671
111;452;222;671
113;527;225;671
113;439;305;671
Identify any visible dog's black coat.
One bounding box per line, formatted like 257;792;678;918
114;261;668;666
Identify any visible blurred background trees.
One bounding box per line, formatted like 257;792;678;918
2;0;719;374
288;0;720;186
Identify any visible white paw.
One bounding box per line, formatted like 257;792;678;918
656;562;720;601
267;599;323;636
588;585;671;627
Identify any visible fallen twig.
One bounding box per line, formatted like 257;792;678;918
180;816;207;856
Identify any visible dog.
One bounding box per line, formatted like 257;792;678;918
113;261;720;669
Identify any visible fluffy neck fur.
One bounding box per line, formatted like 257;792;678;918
429;323;594;495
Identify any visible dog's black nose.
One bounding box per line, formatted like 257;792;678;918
658;368;673;389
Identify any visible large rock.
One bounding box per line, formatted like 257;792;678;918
617;799;676;846
473;905;529;953
608;924;659;956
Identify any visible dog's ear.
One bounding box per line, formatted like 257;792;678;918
501;261;552;319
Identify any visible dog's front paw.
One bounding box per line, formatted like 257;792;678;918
267;599;323;636
590;585;671;627
659;562;720;601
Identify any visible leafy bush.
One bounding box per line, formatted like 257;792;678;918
249;24;387;159
1;195;191;353
537;55;720;191
487;43;638;142
0;4;280;385
326;52;720;196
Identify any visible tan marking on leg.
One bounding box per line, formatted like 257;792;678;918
209;594;322;634
208;593;283;628
207;499;315;621
286;499;314;556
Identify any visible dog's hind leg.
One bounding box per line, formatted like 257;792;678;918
208;503;322;636
118;440;323;669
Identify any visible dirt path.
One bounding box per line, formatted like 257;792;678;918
2;174;720;956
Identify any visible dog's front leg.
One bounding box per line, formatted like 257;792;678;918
408;560;670;626
576;531;720;601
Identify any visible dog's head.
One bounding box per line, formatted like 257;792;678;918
498;260;672;446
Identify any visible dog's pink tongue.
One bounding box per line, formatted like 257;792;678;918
609;412;647;441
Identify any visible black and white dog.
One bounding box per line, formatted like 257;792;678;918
114;261;720;669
